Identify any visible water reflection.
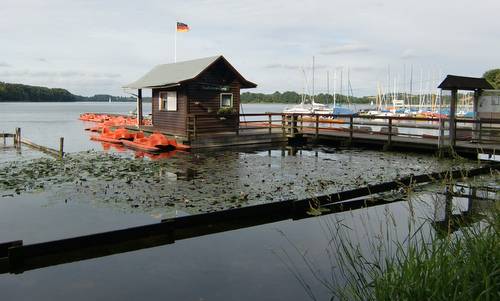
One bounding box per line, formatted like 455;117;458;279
0;190;400;275
432;183;497;237
1;179;495;276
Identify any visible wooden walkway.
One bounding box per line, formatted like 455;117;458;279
241;113;500;156
125;113;499;155
305;128;499;155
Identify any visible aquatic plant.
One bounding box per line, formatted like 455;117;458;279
275;171;499;300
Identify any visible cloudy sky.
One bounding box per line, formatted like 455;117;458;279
1;0;499;97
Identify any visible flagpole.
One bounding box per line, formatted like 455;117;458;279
174;22;177;63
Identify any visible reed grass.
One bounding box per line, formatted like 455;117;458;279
277;169;499;301
371;211;499;301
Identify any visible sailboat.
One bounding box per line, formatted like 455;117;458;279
330;67;355;116
283;57;332;115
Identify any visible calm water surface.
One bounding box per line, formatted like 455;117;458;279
0;102;492;300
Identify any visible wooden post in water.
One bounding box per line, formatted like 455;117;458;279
193;115;197;139
136;89;143;126
438;118;445;149
291;115;298;137
387;117;392;147
59;137;64;158
478;119;483;143
315;115;319;139
472;89;480;141
268;114;272;135
349;115;354;145
449;89;458;147
281;114;286;136
15;128;21;148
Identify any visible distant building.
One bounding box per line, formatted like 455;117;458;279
124;55;257;137
478;90;500;119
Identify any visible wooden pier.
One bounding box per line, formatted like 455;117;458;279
1;127;64;158
127;113;500;156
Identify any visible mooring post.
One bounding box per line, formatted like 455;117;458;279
472;89;480;141
193;115;197;139
478;119;483;143
387;117;392;146
436;117;446;158
315;114;319;139
449;89;457;147
59;137;64;158
15;128;21;148
268;114;272;135
292;114;298;137
136;88;143;126
349;115;354;145
186;117;191;141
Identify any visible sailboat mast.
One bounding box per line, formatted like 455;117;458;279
340;67;343;104
347;67;350;105
409;65;413;110
387;64;391;107
312;56;315;102
333;70;337;108
326;70;330;105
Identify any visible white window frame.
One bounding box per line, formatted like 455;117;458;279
220;93;233;108
159;91;177;111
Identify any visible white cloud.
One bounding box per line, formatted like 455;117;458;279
320;43;372;55
0;0;498;96
400;49;418;60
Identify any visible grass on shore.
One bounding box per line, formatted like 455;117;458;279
371;210;499;301
278;178;499;301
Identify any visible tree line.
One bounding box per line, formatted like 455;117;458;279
0;82;136;102
1;68;498;103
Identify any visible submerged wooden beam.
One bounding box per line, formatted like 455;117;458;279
0;163;497;274
20;138;60;158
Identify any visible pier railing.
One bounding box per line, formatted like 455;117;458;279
185;112;500;148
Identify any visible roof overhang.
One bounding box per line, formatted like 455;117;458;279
123;55;257;90
438;75;494;91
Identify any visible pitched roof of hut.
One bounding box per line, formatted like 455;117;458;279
124;55;257;89
438;75;493;91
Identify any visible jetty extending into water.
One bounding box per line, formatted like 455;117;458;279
126;113;499;157
1;127;64;158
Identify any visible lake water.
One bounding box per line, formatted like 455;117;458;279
0;102;495;300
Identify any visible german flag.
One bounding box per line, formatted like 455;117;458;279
176;22;189;32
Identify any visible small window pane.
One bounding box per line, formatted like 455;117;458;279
220;94;233;108
159;91;177;111
167;91;177;111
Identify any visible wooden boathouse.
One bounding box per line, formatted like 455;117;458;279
124;55;257;139
121;67;500;153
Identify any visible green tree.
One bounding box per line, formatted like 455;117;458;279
483;69;500;89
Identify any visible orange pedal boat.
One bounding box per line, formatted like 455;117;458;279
122;132;176;153
90;127;140;144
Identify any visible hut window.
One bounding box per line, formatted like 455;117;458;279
159;91;177;111
220;93;233;108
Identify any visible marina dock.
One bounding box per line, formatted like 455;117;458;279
122;113;499;156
